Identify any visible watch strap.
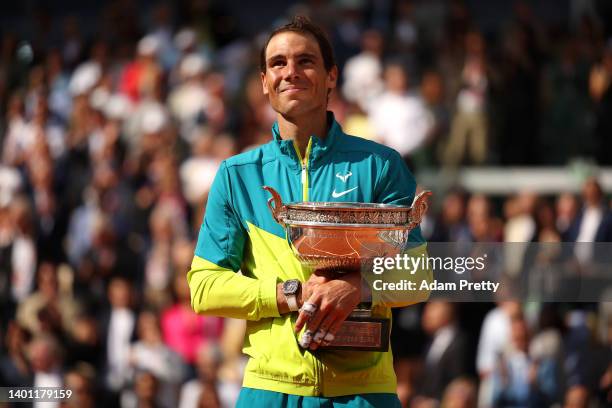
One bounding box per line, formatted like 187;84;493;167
286;294;299;312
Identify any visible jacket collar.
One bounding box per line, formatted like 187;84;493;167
271;111;342;169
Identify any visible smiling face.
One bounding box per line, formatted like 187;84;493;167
261;31;337;119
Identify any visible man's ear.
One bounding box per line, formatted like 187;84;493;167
261;72;269;96
326;65;338;90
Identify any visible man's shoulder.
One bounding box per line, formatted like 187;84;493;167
223;141;276;169
336;133;398;161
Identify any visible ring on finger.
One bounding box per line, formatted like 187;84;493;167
300;302;318;317
313;329;326;344
299;330;314;348
320;333;335;347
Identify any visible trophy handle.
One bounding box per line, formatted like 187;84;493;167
263;186;286;226
408;190;432;230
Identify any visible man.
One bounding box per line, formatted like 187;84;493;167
565;177;612;264
188;16;428;407
369;62;433;167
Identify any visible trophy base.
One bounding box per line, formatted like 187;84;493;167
319;316;390;352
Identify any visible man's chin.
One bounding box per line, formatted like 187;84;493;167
277;101;311;117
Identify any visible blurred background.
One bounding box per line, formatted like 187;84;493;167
0;0;611;407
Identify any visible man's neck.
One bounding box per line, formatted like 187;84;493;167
277;111;328;159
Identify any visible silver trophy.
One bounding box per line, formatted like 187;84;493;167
264;186;431;351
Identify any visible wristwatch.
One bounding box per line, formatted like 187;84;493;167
282;279;301;312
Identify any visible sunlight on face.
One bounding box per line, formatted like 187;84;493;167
261;31;337;118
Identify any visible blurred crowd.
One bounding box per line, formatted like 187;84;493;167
0;0;611;407
393;179;612;408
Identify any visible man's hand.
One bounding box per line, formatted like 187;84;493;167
294;270;361;351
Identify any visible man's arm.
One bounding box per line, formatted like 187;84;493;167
188;257;280;320
188;162;281;321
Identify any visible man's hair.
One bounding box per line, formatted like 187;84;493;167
259;16;336;73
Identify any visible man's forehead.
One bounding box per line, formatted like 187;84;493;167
265;31;322;59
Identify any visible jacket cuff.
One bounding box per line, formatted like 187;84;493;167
259;276;280;318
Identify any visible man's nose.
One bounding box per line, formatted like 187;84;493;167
283;59;300;80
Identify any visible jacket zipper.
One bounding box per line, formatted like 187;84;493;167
293;137;312;202
293;137;322;394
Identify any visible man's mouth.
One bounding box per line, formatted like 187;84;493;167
280;87;307;93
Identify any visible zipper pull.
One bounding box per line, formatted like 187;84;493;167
301;164;307;184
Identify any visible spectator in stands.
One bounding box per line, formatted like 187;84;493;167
467;194;502;242
168;53;211;138
0;196;36;327
417;301;471;402
127;370;160;408
369;62;433;170
28;152;68;263
64;314;103;369
102;276;137;395
491;314;560;407
16;262;80;338
420;70;450;167
556;193;579;238
440;377;478;408
2;91;29;166
430;189;471;242
128;310;185;408
533;197;561;242
179;129;221;207
145;205;185;307
566;177;612;264
443;30;488;166
590;40;612;165
477;301;522;407
45;49;71;123
563;384;591;408
29;334;64;398
120;35;164;103
161;272;224;365
63;363;97;408
0;321;32;387
179;343;240;408
341;29;384;112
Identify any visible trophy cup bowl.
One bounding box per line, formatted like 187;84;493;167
263;186;431;352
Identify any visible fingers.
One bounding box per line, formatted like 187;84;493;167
300;314;347;350
308;313;337;350
297;300;317;348
326;316;345;341
303;300;329;336
295;299;318;333
294;276;361;350
298;329;314;349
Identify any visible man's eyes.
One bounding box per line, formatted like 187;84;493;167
269;58;314;67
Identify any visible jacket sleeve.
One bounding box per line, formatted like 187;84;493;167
187;161;279;321
372;149;432;307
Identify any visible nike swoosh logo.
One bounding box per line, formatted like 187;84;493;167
331;186;358;198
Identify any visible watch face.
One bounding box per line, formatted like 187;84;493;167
283;280;299;295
